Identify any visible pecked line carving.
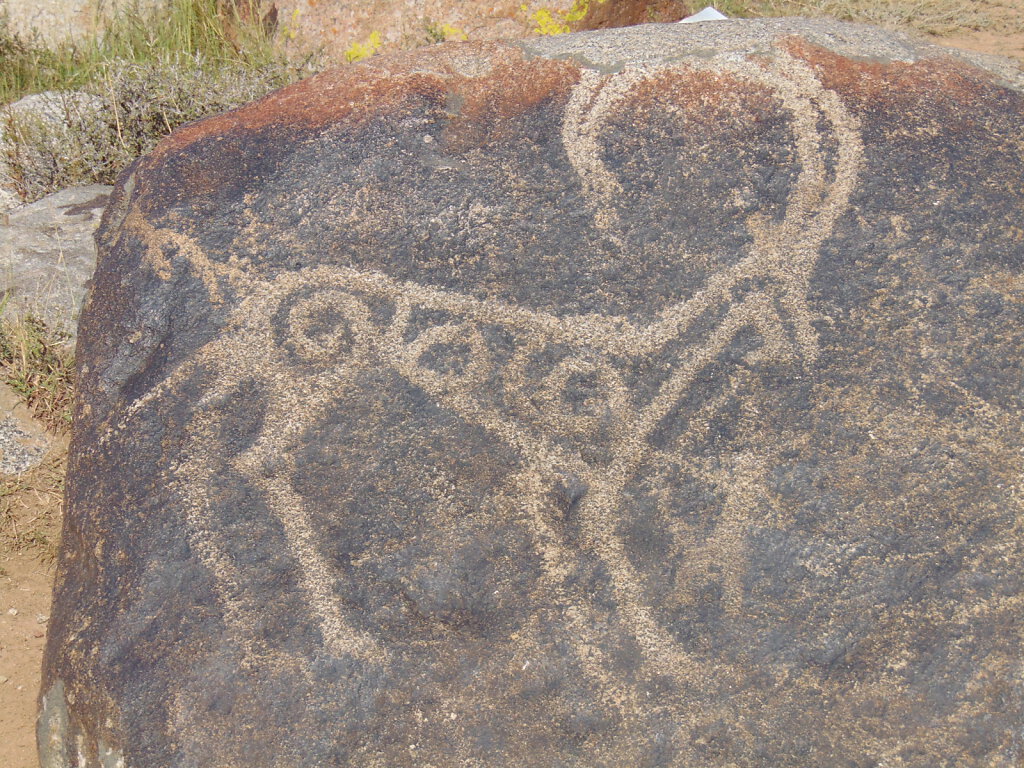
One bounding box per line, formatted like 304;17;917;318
102;52;864;712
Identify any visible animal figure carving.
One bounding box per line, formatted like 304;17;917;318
104;52;863;715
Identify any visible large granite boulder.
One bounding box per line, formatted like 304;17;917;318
41;19;1024;768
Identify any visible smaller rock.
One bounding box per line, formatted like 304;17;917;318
0;383;50;474
0;675;8;684
1;91;103;134
7;607;17;616
0;184;110;335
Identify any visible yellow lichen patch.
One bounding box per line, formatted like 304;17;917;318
345;31;382;63
425;22;469;43
523;0;608;35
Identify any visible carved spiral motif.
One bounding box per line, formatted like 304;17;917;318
117;51;865;714
284;289;371;365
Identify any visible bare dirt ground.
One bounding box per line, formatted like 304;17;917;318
0;436;64;768
0;2;1021;767
943;0;1024;63
0;553;54;768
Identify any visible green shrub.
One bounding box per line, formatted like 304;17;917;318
2;55;298;201
0;0;295;103
0;1;318;204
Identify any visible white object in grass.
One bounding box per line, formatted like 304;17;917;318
680;7;729;23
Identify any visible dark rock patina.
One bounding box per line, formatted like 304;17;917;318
41;19;1024;768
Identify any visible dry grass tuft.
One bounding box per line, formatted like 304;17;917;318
0;314;74;433
1;57;298;202
0;313;73;560
0;438;66;560
1;0;317;204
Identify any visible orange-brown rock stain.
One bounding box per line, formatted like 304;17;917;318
786;38;1015;129
149;42;579;160
619;67;782;135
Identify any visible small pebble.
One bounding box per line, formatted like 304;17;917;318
0;675;9;684
7;607;17;616
37;614;48;624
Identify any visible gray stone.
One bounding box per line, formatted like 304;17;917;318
42;18;1024;768
0;186;18;214
0;184;110;335
0;382;51;474
1;91;104;132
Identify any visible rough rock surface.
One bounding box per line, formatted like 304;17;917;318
42;19;1024;768
0;184;110;335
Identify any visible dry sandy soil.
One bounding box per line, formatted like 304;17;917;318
0;553;55;768
942;0;1024;62
0;2;1021;766
0;436;65;768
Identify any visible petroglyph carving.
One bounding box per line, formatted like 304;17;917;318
107;53;863;700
